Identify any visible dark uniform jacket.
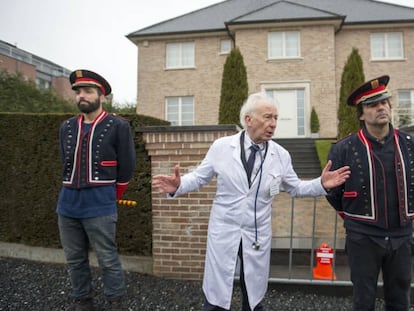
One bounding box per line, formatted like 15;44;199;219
59;110;136;191
327;126;414;234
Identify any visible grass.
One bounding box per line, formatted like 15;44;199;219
315;139;335;168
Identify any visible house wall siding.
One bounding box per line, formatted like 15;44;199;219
137;36;228;125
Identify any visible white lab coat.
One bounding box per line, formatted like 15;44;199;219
174;131;326;310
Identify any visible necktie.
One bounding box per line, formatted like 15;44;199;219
246;144;260;182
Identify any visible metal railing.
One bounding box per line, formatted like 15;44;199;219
267;195;414;287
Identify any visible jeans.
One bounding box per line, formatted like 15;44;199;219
58;214;125;301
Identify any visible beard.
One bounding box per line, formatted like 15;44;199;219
77;98;100;113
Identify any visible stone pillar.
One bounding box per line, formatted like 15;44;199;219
141;125;238;280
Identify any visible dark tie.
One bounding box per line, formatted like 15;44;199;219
246;144;260;182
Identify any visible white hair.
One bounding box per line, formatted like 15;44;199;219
239;92;279;129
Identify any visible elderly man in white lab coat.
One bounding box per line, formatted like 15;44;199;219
152;92;350;311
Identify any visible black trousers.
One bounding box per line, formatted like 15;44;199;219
346;234;412;311
203;242;264;311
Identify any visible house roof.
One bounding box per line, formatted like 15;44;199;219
127;0;414;39
230;1;343;24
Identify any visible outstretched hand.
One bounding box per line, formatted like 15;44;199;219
321;160;350;190
152;164;181;194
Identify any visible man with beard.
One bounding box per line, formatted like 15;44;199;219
56;69;136;310
326;75;414;310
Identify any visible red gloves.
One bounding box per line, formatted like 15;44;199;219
116;182;128;199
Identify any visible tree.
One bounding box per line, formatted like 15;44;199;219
310;107;320;133
218;47;248;126
0;70;136;113
337;48;365;139
0;70;77;113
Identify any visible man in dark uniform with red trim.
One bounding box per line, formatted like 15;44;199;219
327;75;414;310
56;69;136;310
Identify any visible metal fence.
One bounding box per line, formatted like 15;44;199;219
267;194;414;287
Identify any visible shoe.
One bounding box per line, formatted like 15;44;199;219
104;299;122;310
73;298;94;311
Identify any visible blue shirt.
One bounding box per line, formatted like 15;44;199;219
56;185;117;218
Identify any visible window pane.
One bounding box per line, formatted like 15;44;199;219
285;32;299;57
387;33;402;58
397;91;413;127
166;44;180;68
398;91;411;108
181;43;194;67
371;33;385;59
268;33;283;58
166;97;179;125
297;90;304;135
181;96;194;125
221;39;231;53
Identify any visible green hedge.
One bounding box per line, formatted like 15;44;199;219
0;112;169;256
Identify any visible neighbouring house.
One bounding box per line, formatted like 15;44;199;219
0;39;74;100
127;0;414;139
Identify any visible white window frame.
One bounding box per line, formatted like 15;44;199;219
165;96;194;126
268;31;300;59
166;42;195;69
370;32;404;60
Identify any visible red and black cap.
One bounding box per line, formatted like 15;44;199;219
347;75;391;106
69;69;111;96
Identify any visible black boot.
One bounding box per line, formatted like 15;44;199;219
73;298;94;311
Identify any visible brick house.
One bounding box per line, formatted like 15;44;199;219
0;39;74;100
127;0;414;139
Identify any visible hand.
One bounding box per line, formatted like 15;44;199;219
320;160;350;190
152;164;181;194
116;183;128;199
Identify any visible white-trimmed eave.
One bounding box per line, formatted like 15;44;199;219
342;21;414;30
127;30;230;46
226;18;344;33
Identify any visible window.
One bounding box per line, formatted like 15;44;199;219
396;90;414;127
165;96;194;125
220;39;232;54
370;32;403;60
268;31;300;59
35;78;51;89
166;42;195;69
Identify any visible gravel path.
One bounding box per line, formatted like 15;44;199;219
0;256;390;310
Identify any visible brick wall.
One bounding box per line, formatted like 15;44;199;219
136;36;227;125
142;125;238;280
0;54;36;80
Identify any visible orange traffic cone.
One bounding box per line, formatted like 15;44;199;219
313;243;336;280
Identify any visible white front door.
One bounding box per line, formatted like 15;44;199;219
266;89;305;138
